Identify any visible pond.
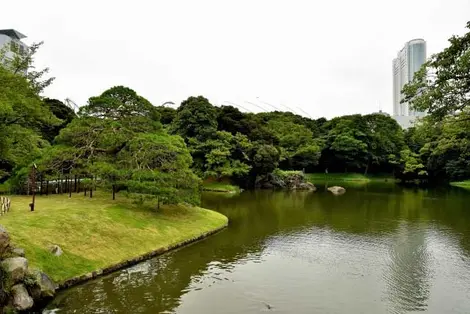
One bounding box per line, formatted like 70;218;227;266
45;183;470;313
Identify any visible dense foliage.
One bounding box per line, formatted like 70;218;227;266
171;101;406;185
1;21;470;199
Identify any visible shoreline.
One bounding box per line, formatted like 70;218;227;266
2;193;228;284
305;173;395;183
450;180;470;190
58;222;228;289
202;182;241;193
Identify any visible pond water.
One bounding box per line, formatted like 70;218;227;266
45;183;470;313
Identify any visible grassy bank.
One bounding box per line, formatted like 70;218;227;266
305;173;395;183
202;182;240;193
450;180;470;190
1;192;228;283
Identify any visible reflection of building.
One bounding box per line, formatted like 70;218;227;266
392;39;427;128
0;29;28;64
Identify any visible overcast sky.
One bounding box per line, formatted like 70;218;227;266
2;0;470;118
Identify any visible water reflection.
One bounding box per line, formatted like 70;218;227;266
47;184;470;313
385;222;431;314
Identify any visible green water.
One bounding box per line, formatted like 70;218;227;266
46;183;470;313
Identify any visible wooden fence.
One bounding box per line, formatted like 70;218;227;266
0;196;11;216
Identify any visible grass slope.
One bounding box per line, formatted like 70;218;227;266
1;192;228;282
202;182;240;193
450;180;470;190
305;173;394;183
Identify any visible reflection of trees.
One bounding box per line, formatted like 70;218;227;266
49;186;470;313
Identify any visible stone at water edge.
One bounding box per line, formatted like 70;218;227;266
0;225;10;257
27;271;56;301
1;257;28;283
50;245;63;256
327;186;346;195
297;182;317;191
38;272;56;298
11;284;34;311
11;247;25;257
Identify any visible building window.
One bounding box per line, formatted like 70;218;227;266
10;41;18;52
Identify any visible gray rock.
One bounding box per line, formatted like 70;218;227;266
27;282;41;302
11;247;25;257
0;225;10;257
37;272;56;298
1;257;28;283
11;284;34;311
300;182;317;191
327;186;346;195
50;245;63;256
27;270;56;301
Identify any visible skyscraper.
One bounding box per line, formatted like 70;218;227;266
0;29;28;61
392;39;426;127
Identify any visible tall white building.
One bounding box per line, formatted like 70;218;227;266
0;29;28;64
392;39;426;128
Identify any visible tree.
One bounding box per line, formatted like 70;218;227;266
320;116;368;172
41;98;76;142
186;131;252;180
393;149;428;182
403;21;470;122
217;105;249;135
118;133;201;206
0;41;55;94
0;66;58;181
34;86;201;206
361;114;405;174
171;96;218;141
266;118;321;170
156;106;176;125
252;144;280;176
80;86;160;127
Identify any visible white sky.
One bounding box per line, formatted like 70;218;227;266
2;0;469;118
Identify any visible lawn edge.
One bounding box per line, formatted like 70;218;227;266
57;216;228;290
450;181;470;189
202;187;238;193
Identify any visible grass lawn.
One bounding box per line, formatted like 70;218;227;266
0;192;228;283
305;173;395;183
202;182;240;193
450;180;470;190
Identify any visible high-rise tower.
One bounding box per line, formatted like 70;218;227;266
392;39;426;124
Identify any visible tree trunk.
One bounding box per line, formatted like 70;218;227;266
74;175;77;193
364;162;369;176
39;175;43;196
46;180;49;195
58;176;61;194
112;185;116;200
89;177;93;198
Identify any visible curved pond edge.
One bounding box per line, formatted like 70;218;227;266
57;221;228;290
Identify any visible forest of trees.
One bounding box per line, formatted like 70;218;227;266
1;22;469;204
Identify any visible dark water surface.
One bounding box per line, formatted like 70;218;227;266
45;183;470;313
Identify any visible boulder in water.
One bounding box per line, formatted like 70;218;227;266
327;186;346;195
296;182;317;191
